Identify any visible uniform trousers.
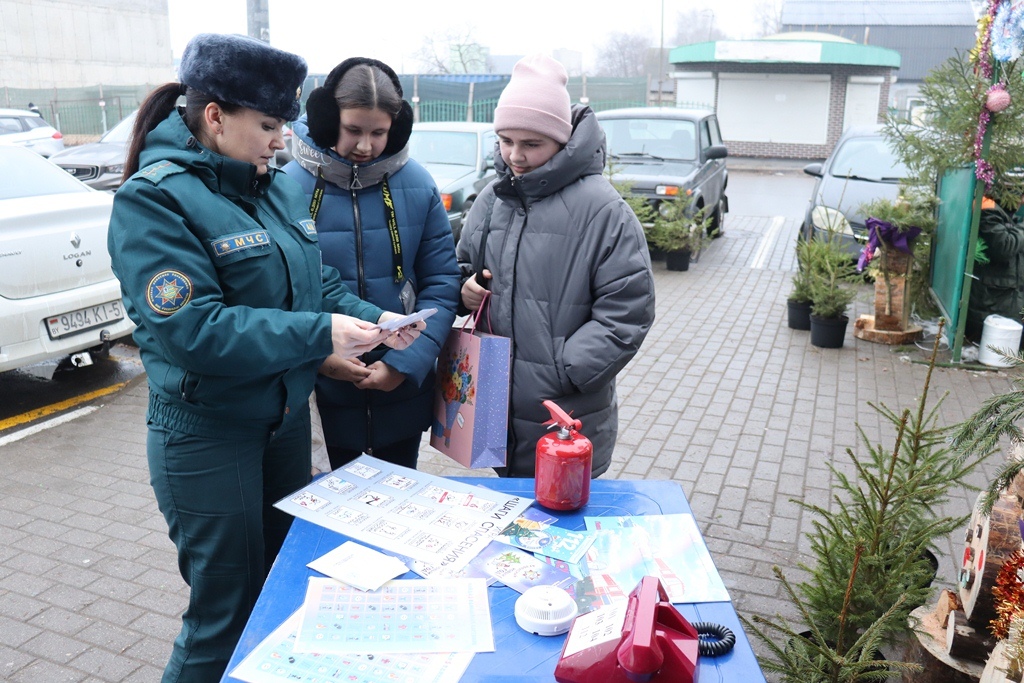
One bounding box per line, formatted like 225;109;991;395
148;403;311;683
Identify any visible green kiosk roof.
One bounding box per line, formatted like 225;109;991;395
669;37;901;68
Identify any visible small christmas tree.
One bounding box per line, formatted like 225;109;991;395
743;326;991;680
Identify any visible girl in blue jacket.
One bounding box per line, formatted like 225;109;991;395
108;36;422;682
284;58;460;471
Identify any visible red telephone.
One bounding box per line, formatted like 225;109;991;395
554;576;700;683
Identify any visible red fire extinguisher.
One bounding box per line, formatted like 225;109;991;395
535;400;592;511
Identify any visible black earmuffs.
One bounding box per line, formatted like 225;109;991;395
305;57;414;155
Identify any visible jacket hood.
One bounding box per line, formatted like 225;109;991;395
493;104;606;202
136;108;273;197
291;115;409;191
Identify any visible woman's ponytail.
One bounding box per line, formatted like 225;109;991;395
122;82;184;183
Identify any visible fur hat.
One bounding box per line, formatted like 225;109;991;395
304;57;414;155
178;33;307;121
493;54;572;144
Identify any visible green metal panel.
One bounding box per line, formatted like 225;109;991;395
929;166;979;360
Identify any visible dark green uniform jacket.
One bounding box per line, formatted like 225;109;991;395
108;110;384;435
966;204;1024;343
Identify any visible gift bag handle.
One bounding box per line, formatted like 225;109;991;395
462;291;494;334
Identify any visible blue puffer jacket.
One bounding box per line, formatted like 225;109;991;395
283;116;459;451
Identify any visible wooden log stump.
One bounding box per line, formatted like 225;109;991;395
959;493;1024;630
949;609;999;663
980;641;1024;683
854;315;923;344
900;604;984;682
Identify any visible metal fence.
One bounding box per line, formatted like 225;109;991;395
3;78;707;141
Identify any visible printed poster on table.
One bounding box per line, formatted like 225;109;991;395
582;513;730;604
294;578;494;655
274;455;533;572
228;609;473;683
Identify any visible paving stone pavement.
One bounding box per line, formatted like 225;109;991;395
0;212;1017;682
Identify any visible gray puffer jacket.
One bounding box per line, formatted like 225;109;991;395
456;105;655;477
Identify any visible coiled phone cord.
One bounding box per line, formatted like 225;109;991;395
694;622;736;657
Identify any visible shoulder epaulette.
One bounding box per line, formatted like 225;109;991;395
134;161;187;184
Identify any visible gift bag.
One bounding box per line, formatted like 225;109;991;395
430;294;510;468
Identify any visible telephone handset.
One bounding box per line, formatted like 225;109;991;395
555;576;734;683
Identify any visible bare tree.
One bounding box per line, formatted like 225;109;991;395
413;28;487;74
595;31;651;78
754;0;784;37
672;8;729;45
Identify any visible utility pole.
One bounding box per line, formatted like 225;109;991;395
658;0;665;106
247;0;270;43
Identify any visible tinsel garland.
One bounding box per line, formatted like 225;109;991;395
974;0;1003;187
1007;617;1024;680
990;548;1024;640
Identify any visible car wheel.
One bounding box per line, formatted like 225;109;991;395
708;198;725;238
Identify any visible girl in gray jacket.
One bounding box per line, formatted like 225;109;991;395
458;54;656;477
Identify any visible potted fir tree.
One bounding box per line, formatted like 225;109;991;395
788;238;815;330
744;329;988;681
646;195;713;271
806;229;859;348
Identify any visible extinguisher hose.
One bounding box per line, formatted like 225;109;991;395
694;622;736;657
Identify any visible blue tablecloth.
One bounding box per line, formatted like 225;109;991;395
221;477;766;682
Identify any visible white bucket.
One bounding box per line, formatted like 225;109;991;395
978;314;1023;367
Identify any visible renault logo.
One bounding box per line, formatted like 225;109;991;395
70;233;81;248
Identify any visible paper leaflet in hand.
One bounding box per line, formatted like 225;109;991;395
378;307;437;332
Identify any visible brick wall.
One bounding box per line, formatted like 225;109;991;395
677;62;895;160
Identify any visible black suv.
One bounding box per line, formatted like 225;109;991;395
597;107;728;235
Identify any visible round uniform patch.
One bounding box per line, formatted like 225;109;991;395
146;270;193;315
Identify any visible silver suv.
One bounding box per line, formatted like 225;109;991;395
597;107;729;236
0;108;64;157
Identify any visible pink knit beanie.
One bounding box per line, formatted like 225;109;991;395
493;54;572;144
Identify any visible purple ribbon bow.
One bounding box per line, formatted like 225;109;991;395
857;217;923;272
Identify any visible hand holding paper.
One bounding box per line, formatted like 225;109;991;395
378;309;435;351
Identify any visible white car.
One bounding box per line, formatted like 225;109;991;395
0;146;135;372
0;108;65;157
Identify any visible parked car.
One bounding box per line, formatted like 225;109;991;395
597;107;729;236
0;146;135;372
0;108;64;157
50;110;136;190
801;125;910;256
408;121;498;241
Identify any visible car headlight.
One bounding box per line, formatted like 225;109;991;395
657;200;673;217
810;205;853;236
441;193;453;211
655;185;680;196
104;164;124;175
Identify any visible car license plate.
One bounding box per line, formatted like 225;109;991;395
47;301;125;340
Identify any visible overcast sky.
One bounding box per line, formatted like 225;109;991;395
167;0;771;74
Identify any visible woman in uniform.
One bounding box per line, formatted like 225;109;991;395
107;33;421;682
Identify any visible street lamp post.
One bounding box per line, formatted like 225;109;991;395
658;0;665;106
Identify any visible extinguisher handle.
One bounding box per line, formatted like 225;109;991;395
542;399;581;431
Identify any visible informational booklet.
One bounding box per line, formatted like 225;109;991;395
495;518;596;564
475;541;577;594
307;541;409;591
228;609;473;683
582;514;730;604
294;578;494;655
274;455;533;572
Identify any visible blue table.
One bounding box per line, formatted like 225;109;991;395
222;478;766;682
